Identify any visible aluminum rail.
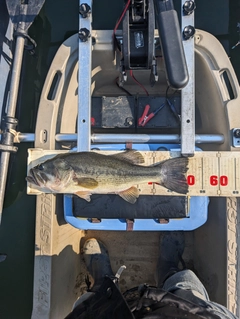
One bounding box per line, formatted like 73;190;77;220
1;133;225;144
181;0;196;156
0;0;46;223
56;133;224;144
0;36;25;220
1;133;224;144
77;0;92;152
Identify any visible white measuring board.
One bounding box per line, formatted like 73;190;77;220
186;151;240;196
27;149;240;197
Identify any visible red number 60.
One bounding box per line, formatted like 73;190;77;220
210;175;218;186
209;175;228;186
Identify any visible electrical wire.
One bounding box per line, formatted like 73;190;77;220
165;86;170;100
129;70;149;96
113;0;131;37
115;77;132;96
165;86;181;122
165;85;178;99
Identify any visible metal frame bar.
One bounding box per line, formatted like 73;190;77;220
181;0;195;156
77;0;92;151
1;133;224;144
0;36;25;221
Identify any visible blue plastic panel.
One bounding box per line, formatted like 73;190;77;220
64;194;208;231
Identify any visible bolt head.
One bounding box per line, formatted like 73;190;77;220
234;129;240;138
183;0;196;15
125;117;134;126
78;28;91;42
79;3;91;18
183;25;195;40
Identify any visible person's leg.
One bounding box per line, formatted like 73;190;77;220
83;238;114;289
163;270;238;319
162;269;210;302
157;233;238;319
72;238;114;310
156;231;185;287
156;232;209;302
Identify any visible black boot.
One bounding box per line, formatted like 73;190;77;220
156;231;185;287
83;238;114;290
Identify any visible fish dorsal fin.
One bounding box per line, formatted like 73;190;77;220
75;191;92;202
118;186;139;204
111;151;145;165
74;177;98;189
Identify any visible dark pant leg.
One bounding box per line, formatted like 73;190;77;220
163;269;238;319
163;269;209;302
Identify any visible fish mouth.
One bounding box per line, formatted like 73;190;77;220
26;168;47;187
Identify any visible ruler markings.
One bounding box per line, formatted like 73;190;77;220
201;157;204;192
218;153;221;195
234;158;236;192
220;153;236;196
235;157;240;194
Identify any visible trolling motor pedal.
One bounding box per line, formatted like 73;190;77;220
117;0;190;89
119;0;157;86
122;0;155;70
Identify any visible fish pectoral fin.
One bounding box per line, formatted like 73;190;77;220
73;177;98;189
111;151;145;165
118;186;139;204
75;191;92;202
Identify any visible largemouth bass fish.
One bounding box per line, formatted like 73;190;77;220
26;151;189;204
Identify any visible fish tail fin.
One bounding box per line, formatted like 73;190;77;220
159;157;189;194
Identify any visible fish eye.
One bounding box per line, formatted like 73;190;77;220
38;164;44;170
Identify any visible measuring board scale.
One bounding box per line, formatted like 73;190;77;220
186;152;240;196
27;149;240;197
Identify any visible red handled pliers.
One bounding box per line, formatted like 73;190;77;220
138;103;165;127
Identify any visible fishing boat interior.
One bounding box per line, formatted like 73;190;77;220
0;0;240;318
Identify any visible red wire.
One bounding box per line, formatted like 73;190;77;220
113;0;131;36
130;70;149;96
